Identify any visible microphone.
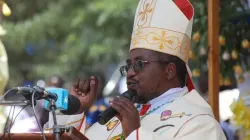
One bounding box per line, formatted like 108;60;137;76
98;89;137;125
60;95;81;115
43;88;81;115
13;86;58;101
13;86;81;115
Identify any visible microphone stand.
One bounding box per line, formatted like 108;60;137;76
49;99;60;140
0;100;30;106
49;99;70;140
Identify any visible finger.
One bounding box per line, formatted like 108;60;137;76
110;102;126;116
88;76;99;98
81;79;90;94
115;114;122;121
72;78;80;92
78;79;86;94
111;100;131;114
112;97;139;117
113;96;135;111
111;99;135;113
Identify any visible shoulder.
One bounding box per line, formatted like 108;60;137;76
169;90;214;116
177;114;217;132
174;114;227;140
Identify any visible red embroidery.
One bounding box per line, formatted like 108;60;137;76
139;104;151;116
175;0;194;21
186;73;195;92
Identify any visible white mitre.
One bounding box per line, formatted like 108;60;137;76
129;0;195;91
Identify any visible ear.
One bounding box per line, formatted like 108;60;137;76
166;63;177;80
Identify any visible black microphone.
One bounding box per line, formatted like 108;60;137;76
98;89;137;125
43;87;81;114
13;86;57;101
60;95;81;115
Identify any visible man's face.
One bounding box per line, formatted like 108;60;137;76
125;49;166;103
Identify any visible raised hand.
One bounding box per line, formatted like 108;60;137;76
70;76;99;114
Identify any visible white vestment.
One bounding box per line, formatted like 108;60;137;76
45;87;226;140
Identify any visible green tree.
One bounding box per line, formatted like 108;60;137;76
189;0;250;87
2;0;137;86
2;0;250;88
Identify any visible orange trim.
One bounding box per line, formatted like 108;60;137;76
174;114;212;138
136;129;139;140
78;115;85;130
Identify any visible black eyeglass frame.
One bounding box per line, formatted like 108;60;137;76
119;60;171;76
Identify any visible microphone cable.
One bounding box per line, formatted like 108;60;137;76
9;105;28;130
8;106;15;138
0;88;16;102
0;106;14;140
32;91;46;140
0;105;28;140
0;88;17;139
0;88;46;140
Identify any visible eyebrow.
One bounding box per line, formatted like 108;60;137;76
135;56;146;60
126;59;131;64
126;55;150;64
127;56;146;62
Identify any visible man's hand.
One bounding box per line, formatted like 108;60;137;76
69;76;99;114
110;96;140;137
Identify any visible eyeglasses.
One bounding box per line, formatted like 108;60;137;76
119;60;169;76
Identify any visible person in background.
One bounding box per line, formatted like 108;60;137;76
46;75;65;88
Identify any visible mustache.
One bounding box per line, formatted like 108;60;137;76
126;79;139;84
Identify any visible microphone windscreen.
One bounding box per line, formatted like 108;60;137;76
60;95;81;115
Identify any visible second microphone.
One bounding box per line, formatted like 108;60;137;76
97;89;137;125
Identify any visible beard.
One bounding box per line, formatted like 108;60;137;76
132;91;162;104
132;96;148;104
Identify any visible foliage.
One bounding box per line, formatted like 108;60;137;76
231;98;250;140
2;0;250;88
189;0;250;87
2;0;137;86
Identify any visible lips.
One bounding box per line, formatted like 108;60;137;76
127;81;135;85
126;80;138;89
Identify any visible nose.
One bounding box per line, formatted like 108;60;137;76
126;67;136;78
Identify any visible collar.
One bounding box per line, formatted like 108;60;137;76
136;86;189;116
148;86;188;106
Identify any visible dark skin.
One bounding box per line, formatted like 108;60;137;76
70;48;181;137
124;49;180;104
70;76;99;113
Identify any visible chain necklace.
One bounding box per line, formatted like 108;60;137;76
139;100;174;120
